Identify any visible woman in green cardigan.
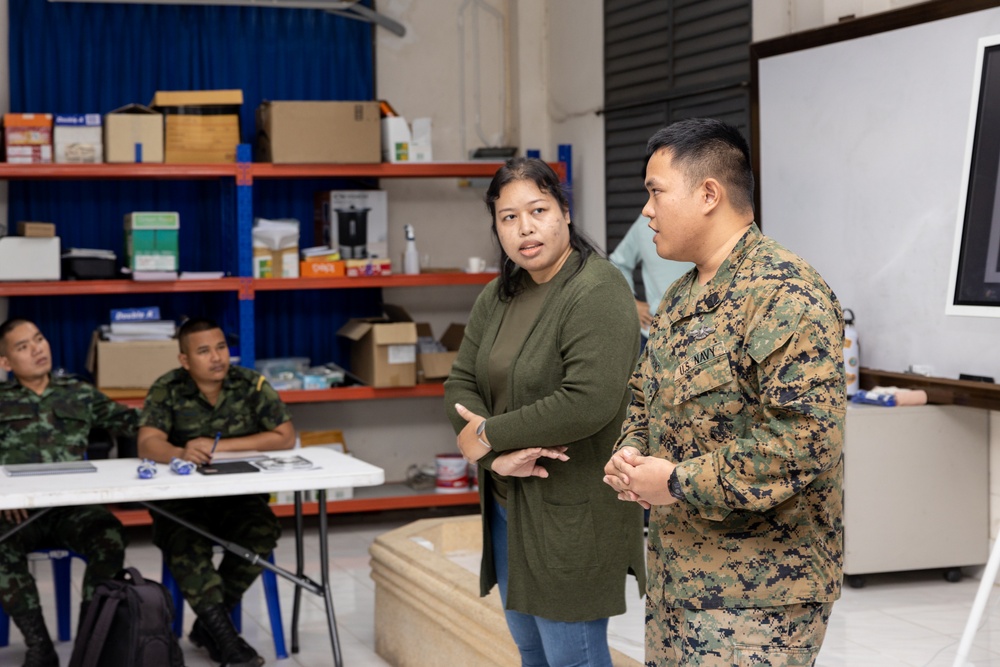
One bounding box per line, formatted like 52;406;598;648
445;158;646;666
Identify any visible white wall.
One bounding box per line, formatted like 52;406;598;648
338;0;606;478
754;2;1000;541
753;0;929;41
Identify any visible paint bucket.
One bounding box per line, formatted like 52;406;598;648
435;453;468;493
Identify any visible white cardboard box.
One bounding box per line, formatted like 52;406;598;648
381;117;433;163
313;190;388;260
54;114;103;163
0;237;60;280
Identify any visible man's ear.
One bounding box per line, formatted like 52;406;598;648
701;178;723;213
178;352;190;371
0;355;11;373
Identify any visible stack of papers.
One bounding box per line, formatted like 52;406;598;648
101;306;176;342
62;247;116;260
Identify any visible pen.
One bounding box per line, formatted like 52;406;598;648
209;431;221;461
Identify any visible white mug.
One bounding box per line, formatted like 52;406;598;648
467;257;486;273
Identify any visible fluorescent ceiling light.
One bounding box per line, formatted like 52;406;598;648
47;0;406;36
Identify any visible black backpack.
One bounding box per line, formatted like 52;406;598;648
69;567;185;667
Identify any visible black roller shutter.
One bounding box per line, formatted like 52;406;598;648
604;0;752;258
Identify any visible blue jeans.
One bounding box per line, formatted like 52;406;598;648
489;499;613;667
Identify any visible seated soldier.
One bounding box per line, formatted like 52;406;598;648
138;318;294;667
0;318;137;667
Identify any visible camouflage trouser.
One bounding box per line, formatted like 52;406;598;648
0;505;126;618
152;494;280;615
645;600;833;667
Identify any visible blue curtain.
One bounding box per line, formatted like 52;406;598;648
6;0;376;376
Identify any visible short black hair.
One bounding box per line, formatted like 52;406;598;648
178;318;223;354
484;157;599;301
646;118;755;215
0;318;33;356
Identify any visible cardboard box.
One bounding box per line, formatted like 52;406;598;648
124;212;179;272
104;104;164;163
381;117;410;163
381;116;433;163
299;260;345;278
0;237;60;280
415;322;465;382
337;311;417;388
151;90;243;163
300;429;348;452
253;246;300;278
314;190;388;259
410;118;433;162
256;101;381;164
17;222;56;237
90;338;179;389
344;258;391;277
252;217;299;278
54;114;103;163
4;113;53;164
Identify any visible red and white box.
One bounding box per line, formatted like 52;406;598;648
5;113;53;164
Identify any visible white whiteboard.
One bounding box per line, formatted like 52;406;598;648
758;7;1000;381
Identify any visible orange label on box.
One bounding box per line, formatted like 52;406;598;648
300;260;346;278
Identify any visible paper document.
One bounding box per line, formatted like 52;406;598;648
253;455;318;472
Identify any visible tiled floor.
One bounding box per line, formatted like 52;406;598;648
2;509;1000;666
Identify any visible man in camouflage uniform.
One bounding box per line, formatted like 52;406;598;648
0;318;137;667
604;119;845;666
138;318;294;667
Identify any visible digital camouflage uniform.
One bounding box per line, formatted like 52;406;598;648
140;365;290;614
0;375;137;618
615;224;845;666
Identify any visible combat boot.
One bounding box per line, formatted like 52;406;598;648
195;604;264;667
11;609;59;667
190;597;260;664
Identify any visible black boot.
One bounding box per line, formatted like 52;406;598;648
190;598;260;664
11;609;59;667
193;604;264;667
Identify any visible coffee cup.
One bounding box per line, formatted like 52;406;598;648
467;257;486;273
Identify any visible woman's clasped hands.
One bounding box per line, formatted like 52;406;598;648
454;403;569;478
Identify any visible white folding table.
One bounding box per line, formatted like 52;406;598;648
0;448;384;667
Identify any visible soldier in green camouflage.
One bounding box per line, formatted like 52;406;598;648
603;119;846;666
138;318;294;667
0;318;137;667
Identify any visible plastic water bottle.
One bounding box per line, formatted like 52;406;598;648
137;459;158;479
403;224;420;275
844;308;860;397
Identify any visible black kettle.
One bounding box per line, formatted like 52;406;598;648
335;206;370;258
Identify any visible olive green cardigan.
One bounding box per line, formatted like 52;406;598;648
444;251;647;622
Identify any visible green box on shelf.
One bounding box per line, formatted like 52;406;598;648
124;211;180;271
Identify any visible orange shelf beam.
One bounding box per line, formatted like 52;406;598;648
0;163;238;180
253;271;495;291
273;492;480;515
279;383;445;403
0;278;242;297
0;273;492;297
111;490;479;527
250;162;508;179
107;383;446;408
0;161;564;182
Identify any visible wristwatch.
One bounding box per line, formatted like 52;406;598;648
476;420;491;449
668;468;686;502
